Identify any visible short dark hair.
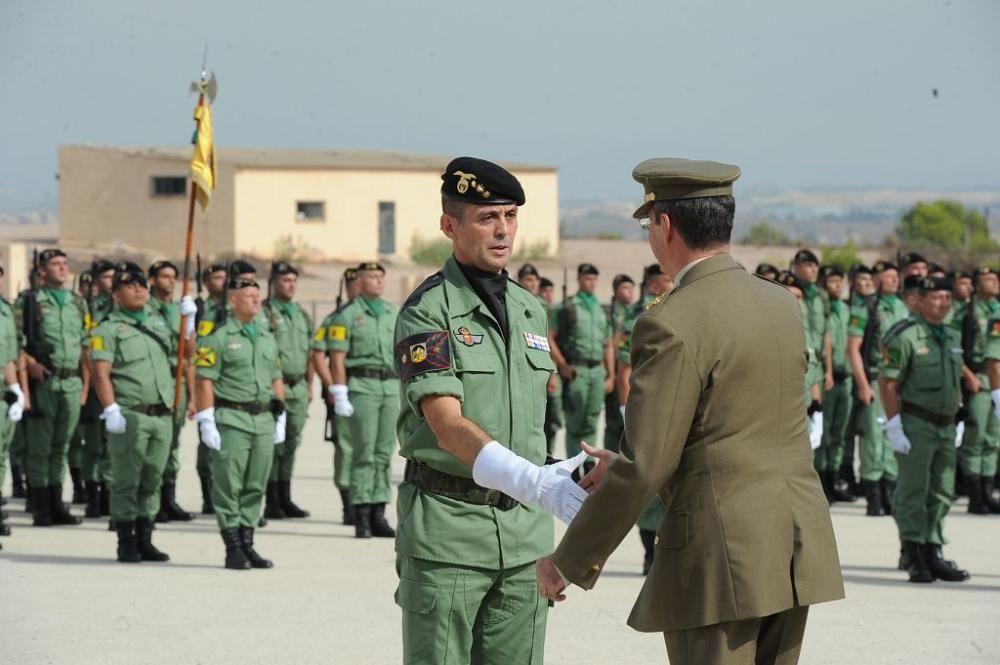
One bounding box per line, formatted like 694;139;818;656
441;196;467;222
651;195;735;250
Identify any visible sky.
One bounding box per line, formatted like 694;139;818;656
1;0;997;213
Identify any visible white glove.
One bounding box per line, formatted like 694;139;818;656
196;407;221;450
808;411;824;450
330;384;354;417
885;414;911;455
100;403;127;434
273;411;287;445
180;295;197;337
7;383;24;422
954;421;965;449
472;441;590;524
992;389;1000;422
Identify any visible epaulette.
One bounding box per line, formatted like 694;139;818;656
402;272;444;310
882;317;917;344
644;293;668;311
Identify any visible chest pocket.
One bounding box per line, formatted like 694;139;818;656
909;347;943;391
222;339;252;370
350;318;379;357
117;334;147;365
454;351;500;435
526;350;555;433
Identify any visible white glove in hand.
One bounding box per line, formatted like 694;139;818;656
472;441;590;525
7;383;24;422
330;384;354;417
100;403;127;434
273;411;287;445
196;407;222;451
992;389;1000;422
808;411;824;450
885;415;911;455
954;421;965;449
180;296;197;337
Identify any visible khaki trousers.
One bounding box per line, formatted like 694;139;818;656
664;606;809;665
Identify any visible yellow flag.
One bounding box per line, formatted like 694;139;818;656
190;100;215;209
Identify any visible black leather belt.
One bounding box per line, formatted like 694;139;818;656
51;368;79;379
832;370;851;382
127;403;172;417
404;460;518;510
283;374;305;387
968;360;986;374
215;398;270;415
348;367;395;380
570;360;602;369
902;402;957;428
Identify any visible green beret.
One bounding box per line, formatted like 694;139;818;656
631;157;741;219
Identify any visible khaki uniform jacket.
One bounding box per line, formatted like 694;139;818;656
552;254;844;632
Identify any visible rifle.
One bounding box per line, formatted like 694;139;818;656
556;267;577;413
960;282;978;417
335;275;344;311
214;261;230;327
194;254;204;331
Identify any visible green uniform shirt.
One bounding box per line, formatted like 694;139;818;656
262;299;313;392
328;296;398;396
195;317;281;435
551;292;611;363
803;283;827;351
881;317;963;417
149;298;182;368
944;299;968;327
847;294;910;373
196;296;224;338
394;257;554;568
89;307;174;408
950;298;999;369
827;299;851;374
15;287;86;392
88;293;113;329
0;298;19;365
984;314;1000;361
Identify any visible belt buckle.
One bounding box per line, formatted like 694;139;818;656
248;403;261;415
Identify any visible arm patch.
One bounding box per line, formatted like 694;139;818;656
395;331;451;382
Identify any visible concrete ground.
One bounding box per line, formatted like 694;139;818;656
2;399;999;665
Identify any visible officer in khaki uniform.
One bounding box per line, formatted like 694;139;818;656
537;158;843;665
312;267;360;524
328;262;398;538
394;157;588;665
90;264;175;563
880;275;970;583
548;263;615;457
194;276;286;570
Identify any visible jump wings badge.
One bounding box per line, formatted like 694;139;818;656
454;326;484;347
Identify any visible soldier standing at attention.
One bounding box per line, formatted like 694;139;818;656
792;249;826;421
603;274;634;453
261;261;314;520
394;156;588;664
517;263;541;296
538;277;555;304
980;299;1000;513
880;275;970;583
548;263;615;457
518;264;562;454
898;252;929;281
947;272;973;326
0;261;25;543
328;262;399;538
194;276;285;570
312;267;360;524
819;266;855;503
193;262;227;514
18;249;88;527
90;263;175;563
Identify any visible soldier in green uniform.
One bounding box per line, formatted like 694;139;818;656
0;262;26;543
394;157;588;665
194;276;285;570
548;263;615;457
777;272;826;454
328;261;398;538
536;276;564;454
538;276;555;304
947;271;973;326
516;263;540;296
818;266;856;502
792;249;826;413
880;275;970;583
147;260;197;522
17;249;87;527
90;263;175;563
982;304;1000;512
847;260;908;516
754;262;780;281
898;251;929;281
193;262;228;514
260;261;313;520
603;274;634;453
312;267;360;524
954;267;1000;514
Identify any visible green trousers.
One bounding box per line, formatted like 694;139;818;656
816;378;853;472
9;419;25;470
108;412;171;522
348;390;398;505
0;409;14;489
210;424;273;530
958;380;1000;477
543;377;563;456
563;364;606;457
270;393;308;482
857;385;897;482
893;414;956;545
396;556;547;665
25;381;82;487
332;413;353;490
603;389;623;453
162;391;187;483
664;606;808;665
81;419;110;483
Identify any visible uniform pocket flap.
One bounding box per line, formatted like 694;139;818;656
525;350;556;373
395;579;437;614
656;511;689;550
454;354;499;374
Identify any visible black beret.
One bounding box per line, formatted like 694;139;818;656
872;260;897;275
898;252;928;268
91;259;116;274
928;262;945;274
975;266;998;279
792;249;819;265
644;263;664;278
203;263;227;279
956;271;974;280
825;266;845;279
755;262;779;278
343;268;358;282
271;261;299;277
227;278;260;290
920;275;952;293
578;263;599;277
613;274;635;289
539;277;554;289
113;266;147;290
115;261;143;274
517;264;539;280
148;260;178;278
902;274;925;292
777;271;805;291
37;249;67;267
441;157;525;206
852;264;872;276
357;261;385;274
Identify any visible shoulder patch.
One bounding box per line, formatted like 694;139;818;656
313;326;326;342
194;347;216;368
402;272;444;311
90;335;104;351
197;320;215;337
395;330;450;381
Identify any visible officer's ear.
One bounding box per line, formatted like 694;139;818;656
440;214;458;241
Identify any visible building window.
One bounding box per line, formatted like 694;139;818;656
151;176;187;197
378;201;396;254
296;201;325;222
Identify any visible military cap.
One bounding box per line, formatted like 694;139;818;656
919;275;952;293
441;157;525;206
91;259;116;274
902;274;924;292
148;260;178;278
517;263;540;280
824;266;845;279
852;264;872;276
872;260;897;275
975;266;998;279
357;261;385;274
113;262;147;289
792;249;820;265
227;277;260;290
202;263;227;279
928;262;945;275
955;271;974;281
578;263;599;277
631;157;741;219
37;249;67;268
343;267;358;282
898;251;928;268
644;263;664;278
271;260;299;277
539;277;554;289
612;274;634;289
754;262;779;278
777;271;805;292
228;260;256;277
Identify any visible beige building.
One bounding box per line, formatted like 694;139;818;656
58;145;559;262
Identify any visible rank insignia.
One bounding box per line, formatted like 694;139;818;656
227;342;242;350
396;331;451;381
523;332;551;352
329;325;347;341
194;347;216;368
454;326;484;347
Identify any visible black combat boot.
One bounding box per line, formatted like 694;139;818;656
221;528;251;570
70;467;86;504
339;489;354;526
30;487;51;526
115;521;142;563
263;482;285;519
897;541;910;571
903;541;934;583
829;469;855;503
862;480;884;516
639;529;656;576
982;476;1000;514
200;476;215;515
238;526;274;568
135;517;170;561
0;509;11;536
162;483;194;521
879;478;896;516
25;481;33;512
99;481;110;516
966;474;989;514
922;544;970;582
354;504;373;539
370;504;395;538
85;481;101;518
279;480;310;518
10;465;25;498
49;486;82;525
